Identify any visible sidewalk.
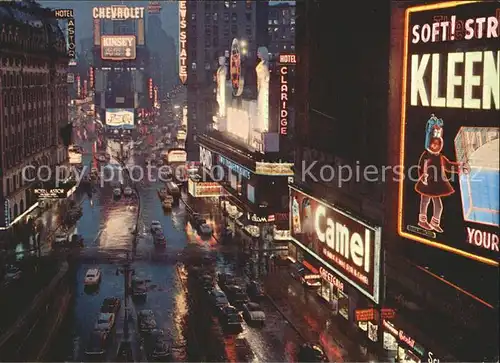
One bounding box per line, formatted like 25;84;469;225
263;267;380;362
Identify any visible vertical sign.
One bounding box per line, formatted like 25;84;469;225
138;18;145;45
93;19;101;45
67;17;76;60
76;75;81;98
83;80;88;98
178;0;188;84
149;78;153;99
154;86;159;108
278;54;296;136
398;1;499;266
89;67;94;89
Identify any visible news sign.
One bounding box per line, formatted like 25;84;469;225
101;35;136;61
398;2;499;266
290;186;382;303
33;188;68;199
105;109;134;129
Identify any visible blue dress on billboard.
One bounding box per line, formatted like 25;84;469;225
424;115;444;149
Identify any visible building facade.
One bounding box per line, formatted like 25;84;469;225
293;0;498;361
267;2;295;60
0;3;69;241
185;0;268;159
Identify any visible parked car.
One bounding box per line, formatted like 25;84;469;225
69;234;84;247
225;285;249;306
217;272;238;291
137;310;157;333
101;297;121;314
297;343;328;362
198;223;212;236
143;329;172;360
153;232;167;246
123;186;133;196
132;277;147;299
94;312;116;331
242;302;266;325
209;288;230;310
199;273;215;291
53;232;68;246
220;305;243;330
84;268;101;286
85;330;109;357
4;265;22;281
246;281;265;301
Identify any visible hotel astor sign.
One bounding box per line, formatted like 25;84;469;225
290;186;382;303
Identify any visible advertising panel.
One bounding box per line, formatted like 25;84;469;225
178;0;187;84
290;186;382;303
34;188;69;199
255;162;294;176
230;38;244;96
177;130;186;140
200;145;215;171
92;6;145;20
218;155;251;179
105;109;134;128
101;35;136;61
168;150;187;163
68;150;82;164
398;1;499;266
188;180;224;197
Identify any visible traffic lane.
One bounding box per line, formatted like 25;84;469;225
183;197;303;362
54;263;126;362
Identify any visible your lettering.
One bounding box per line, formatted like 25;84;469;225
467;227;499;252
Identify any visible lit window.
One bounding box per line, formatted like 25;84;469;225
268;20;272;25
205;63;211;70
191;13;196;20
273;19;278;25
192;63;197;70
224;1;229;8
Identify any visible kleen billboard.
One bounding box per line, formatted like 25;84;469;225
101;35;136;61
398;1;499;266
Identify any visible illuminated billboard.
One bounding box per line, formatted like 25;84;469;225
278;53;295;136
101;35;136;60
188;180;225;197
230;38;244;96
168;149;187;163
105;109;134;129
290;186;382;303
398;1;499;266
178;0;187;84
92;6;145;20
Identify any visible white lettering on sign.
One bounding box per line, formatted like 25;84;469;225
200;146;213;170
67;19;76;58
247;213;268;223
319;267;344;291
280;66;289;135
92;6;145;20
315;205;371;274
102;36;135;48
410;51;500;110
178;0;188;84
428;352;440;363
467;227;499;252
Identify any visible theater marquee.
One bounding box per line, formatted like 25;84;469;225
398;1;499;266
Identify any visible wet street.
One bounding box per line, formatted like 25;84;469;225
48;138;302;362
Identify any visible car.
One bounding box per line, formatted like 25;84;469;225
198;223;212;236
4;265;22;282
97;154;107;162
113;188;122;197
246;281;265;301
217;272;238;291
199;274;215;291
84;268;101;286
209;288;230;309
94;312;116;331
123;186;133;196
53;232;68;245
101;297;121;314
150;220;162;232
143;329;172;360
153;233;167;246
226;285;249;306
85;330;108;356
137;310;158;333
69;234;84;247
242;302;266;325
91;167;99;175
297;343;328;362
220;305;243;330
132;277;148;298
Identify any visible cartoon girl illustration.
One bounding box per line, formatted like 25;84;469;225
415;116;469;232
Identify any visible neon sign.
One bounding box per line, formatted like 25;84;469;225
218;155;251;179
148;78;153;99
279;66;289;135
89;67;94;89
92;6;145;20
230;38;244;96
178;1;187;84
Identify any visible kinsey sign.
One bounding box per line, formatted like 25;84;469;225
398;1;499;266
178;0;187;84
92;6;145;20
290;186;381;303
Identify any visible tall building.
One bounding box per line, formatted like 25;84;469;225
0;2;69;241
267;2;295;59
147;15;177;99
293;1;498;361
185;0;268;158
